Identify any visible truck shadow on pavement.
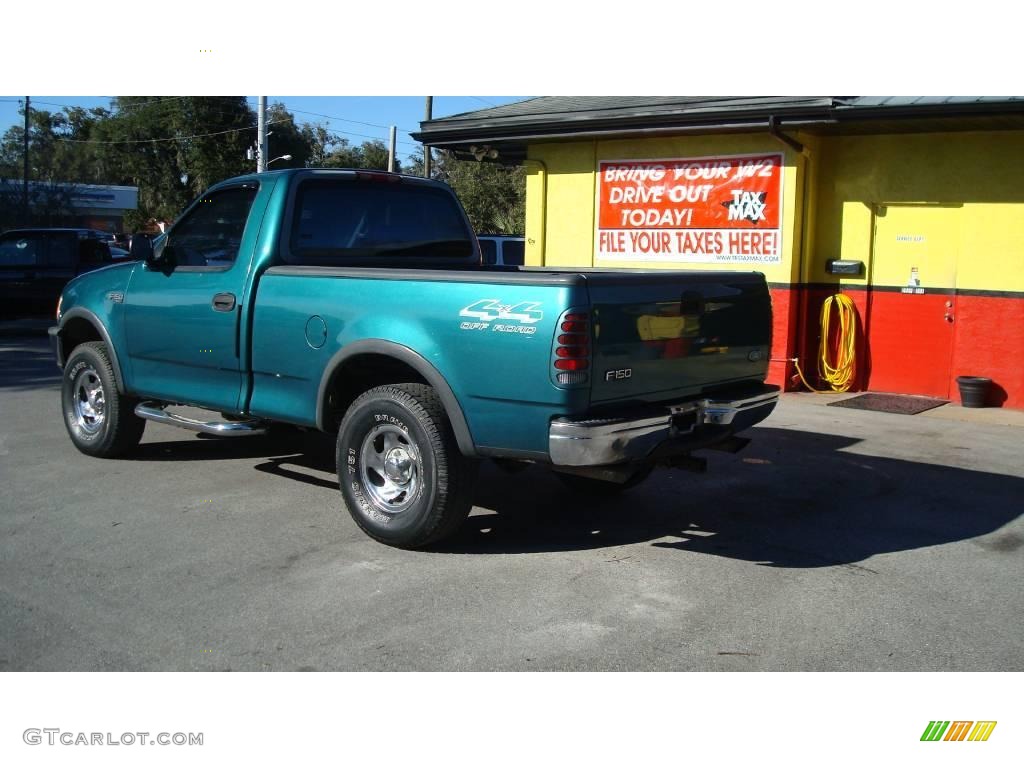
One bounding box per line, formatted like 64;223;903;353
125;424;1023;567
442;426;1024;566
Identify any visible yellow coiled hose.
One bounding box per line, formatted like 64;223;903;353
793;293;858;393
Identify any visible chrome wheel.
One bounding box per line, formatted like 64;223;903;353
72;365;106;435
359;423;422;514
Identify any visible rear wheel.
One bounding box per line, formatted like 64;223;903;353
61;342;145;457
336;383;478;548
556;462;655;495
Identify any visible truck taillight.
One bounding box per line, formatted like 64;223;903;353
552;309;590;386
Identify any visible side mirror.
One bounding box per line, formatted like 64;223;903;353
129;233;155;266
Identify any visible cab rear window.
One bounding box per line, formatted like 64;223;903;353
285;179;474;265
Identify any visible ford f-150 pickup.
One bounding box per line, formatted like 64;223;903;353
49;168;778;548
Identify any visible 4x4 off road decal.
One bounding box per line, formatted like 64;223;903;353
459;300;543;335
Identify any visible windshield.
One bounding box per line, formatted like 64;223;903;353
286;179;474;264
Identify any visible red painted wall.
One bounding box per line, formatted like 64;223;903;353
770;284;1023;407
766;285;797;389
950;295;1024;407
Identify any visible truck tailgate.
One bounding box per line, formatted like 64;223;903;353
586;271;772;404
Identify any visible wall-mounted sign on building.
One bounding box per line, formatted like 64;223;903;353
595;153;783;263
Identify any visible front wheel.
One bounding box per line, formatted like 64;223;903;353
61;341;145;457
336;383;478;548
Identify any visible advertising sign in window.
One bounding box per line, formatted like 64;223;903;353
595;153;783;263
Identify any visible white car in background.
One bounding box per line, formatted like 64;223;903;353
476;234;525;266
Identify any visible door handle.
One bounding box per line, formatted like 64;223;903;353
212;292;236;312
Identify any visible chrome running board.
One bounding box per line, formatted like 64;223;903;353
135;402;266;437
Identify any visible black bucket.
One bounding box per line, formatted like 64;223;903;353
956;376;991;408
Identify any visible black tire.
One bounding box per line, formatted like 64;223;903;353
61;341;145;458
556;462;655;496
336;383;478;548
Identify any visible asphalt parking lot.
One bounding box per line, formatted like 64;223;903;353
1;335;1022;671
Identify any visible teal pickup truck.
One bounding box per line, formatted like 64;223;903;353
49;169;778;548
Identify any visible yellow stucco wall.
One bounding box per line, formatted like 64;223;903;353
524;133;805;285
523;128;1024;292
811;130;1024;292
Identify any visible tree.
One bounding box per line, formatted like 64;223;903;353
319;138;362;168
264;103;313;169
320;138;401;172
95;96;257;227
0;103;104;228
0;104;109;186
300;123;343;168
407;149;525;234
358;140;397;172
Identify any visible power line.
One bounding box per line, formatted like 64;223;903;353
263;108;420;149
110;96;193;110
323;127;420;150
56;118;286;145
32;96;230;113
25;99;95;110
246;98;418;136
290;107;418;135
470;96;498;107
13;96;422;152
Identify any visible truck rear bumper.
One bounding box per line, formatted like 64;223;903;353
549;385;779;466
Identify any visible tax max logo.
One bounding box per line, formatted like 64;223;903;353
920;721;997;742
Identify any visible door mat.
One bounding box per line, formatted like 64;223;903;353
827;393;948;415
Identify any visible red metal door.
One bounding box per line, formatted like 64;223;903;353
865;205;959;399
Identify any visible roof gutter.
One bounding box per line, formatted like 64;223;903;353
419;118;839;148
832;100;1024;121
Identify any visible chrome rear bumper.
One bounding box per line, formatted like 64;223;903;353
549;385;779;466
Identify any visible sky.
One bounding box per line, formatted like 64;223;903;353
0;95;529;166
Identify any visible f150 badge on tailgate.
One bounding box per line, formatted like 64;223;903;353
605;368;633;381
459;300;543;335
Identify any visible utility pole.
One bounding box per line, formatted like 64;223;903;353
22;96;30;221
257;96;267;173
423;96;433;178
387;126;396;172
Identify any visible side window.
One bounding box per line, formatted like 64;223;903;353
162;186;258;270
479;239;498;265
502;240;525;266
